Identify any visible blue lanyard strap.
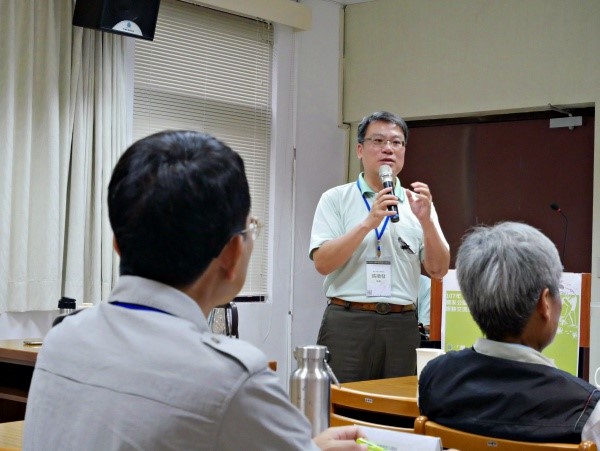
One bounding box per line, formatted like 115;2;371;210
356;179;390;257
110;301;172;315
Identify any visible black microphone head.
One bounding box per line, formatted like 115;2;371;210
379;164;393;179
550;203;560;212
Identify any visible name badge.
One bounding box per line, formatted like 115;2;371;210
366;258;392;297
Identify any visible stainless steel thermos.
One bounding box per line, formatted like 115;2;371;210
289;345;331;435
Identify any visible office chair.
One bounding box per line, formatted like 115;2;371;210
414;416;597;451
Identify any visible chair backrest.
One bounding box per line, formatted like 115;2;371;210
0;419;23;451
330;385;417;433
330;411;412;433
413;416;597;451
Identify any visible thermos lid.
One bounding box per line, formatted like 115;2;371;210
58;297;76;310
294;345;328;360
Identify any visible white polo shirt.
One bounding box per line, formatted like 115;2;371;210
310;173;447;304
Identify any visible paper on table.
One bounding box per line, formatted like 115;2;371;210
358;425;442;451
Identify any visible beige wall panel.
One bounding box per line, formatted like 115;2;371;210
344;0;599;122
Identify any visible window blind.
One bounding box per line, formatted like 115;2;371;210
133;0;272;297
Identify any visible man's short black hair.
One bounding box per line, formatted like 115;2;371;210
357;111;409;144
108;130;250;288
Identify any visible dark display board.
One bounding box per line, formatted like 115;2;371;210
403;112;594;273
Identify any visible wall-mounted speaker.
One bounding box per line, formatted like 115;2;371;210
73;0;161;41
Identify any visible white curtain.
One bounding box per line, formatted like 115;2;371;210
0;0;126;313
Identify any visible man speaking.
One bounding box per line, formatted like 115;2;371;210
310;111;450;383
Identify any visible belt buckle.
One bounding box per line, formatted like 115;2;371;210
375;302;391;315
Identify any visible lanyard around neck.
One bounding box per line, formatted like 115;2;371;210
110;301;172;315
356;178;389;257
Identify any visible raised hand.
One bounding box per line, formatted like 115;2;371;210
406;181;432;222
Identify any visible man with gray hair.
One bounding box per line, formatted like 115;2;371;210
419;222;599;445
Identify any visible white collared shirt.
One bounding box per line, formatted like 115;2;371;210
473;337;557;367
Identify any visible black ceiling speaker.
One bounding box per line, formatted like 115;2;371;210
72;0;161;41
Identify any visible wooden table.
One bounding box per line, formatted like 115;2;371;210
0;420;23;449
0;340;40;423
330;376;419;432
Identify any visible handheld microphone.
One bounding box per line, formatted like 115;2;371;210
550;202;568;265
379;165;399;223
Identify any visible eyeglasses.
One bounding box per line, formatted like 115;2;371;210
238;216;263;241
364;137;406;150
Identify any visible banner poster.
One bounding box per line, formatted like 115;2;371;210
441;270;581;376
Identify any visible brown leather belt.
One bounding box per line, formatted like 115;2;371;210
329;297;416;315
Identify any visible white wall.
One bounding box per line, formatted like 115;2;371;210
290;0;348;366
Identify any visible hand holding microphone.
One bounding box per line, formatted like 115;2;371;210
378;165;400;223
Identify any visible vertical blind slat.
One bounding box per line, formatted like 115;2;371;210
133;0;272;296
